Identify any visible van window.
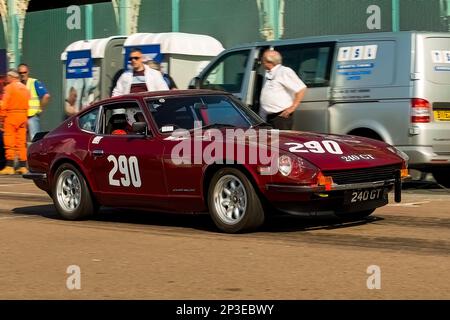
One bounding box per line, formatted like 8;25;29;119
200;50;251;93
274;44;334;87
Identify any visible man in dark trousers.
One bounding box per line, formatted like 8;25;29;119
259;49;307;130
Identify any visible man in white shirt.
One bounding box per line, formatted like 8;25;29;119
112;48;168;97
259;49;307;130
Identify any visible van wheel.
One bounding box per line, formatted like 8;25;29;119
432;168;450;188
208;168;265;233
52;163;96;220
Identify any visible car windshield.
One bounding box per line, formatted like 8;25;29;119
146;94;263;133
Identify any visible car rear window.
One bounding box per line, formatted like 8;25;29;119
78;108;99;133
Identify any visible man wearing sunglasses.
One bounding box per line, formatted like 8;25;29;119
112;48;168;97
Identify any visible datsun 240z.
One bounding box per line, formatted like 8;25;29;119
24;90;409;233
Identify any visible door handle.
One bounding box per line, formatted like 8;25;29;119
92;149;104;157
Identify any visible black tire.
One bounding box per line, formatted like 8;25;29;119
432;168;450;188
52;163;96;220
207;168;265;233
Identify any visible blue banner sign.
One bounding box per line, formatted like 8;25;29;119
66;50;93;79
124;44;162;68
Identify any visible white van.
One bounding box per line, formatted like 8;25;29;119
190;31;450;187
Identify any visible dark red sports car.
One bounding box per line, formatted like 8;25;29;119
24;90;409;233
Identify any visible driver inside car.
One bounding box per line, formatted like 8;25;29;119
108;108;132;135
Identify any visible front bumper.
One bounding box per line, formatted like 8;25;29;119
23;172;49;193
399;145;450;169
23;172;47;180
265;177;401;217
266;179;396;193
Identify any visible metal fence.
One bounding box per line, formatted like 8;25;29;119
3;0;447;130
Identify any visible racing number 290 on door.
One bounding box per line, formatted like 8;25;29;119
108;155;142;188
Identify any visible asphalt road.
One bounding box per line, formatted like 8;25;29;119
0;175;449;299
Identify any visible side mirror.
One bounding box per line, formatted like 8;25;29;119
188;76;201;89
132;122;148;136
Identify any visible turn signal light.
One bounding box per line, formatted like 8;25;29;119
317;172;334;191
401;169;409;178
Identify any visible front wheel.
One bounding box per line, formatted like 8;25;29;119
208;168;265;233
52;163;96;220
432;168;450;188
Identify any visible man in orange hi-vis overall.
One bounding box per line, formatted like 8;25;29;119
0;70;31;175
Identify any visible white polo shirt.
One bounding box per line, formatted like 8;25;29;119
259;64;307;120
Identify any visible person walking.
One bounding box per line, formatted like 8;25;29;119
0;70;31;175
112;48;168;97
259;49;307;130
18;63;51;141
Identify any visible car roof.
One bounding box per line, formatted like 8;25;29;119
82;89;230;112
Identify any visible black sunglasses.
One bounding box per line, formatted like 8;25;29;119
19;71;28;74
129;56;141;61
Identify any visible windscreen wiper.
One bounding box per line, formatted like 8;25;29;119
251;121;273;129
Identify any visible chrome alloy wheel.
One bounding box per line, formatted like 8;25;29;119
56;170;82;212
213;174;248;225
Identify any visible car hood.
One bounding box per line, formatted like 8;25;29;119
274;130;402;171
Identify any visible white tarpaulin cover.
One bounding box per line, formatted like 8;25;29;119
124;32;224;57
61;36;127;60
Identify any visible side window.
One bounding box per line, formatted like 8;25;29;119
78;108;99;133
100;102;146;135
150;97;201;132
200;50;251;93
275;43;334;87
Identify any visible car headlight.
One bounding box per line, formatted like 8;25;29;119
278;155;292;176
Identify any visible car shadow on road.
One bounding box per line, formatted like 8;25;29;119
11;204;383;234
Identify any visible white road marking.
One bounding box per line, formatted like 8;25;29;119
0;183;34;187
0;191;48;197
388;201;430;207
0;215;37;221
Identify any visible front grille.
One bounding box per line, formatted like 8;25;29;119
323;164;400;185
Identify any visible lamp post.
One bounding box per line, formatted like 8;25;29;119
392;0;400;32
85;4;93;40
172;0;179;32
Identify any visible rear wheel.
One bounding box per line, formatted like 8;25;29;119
432;168;450;188
208;168;265;233
52;163;96;220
